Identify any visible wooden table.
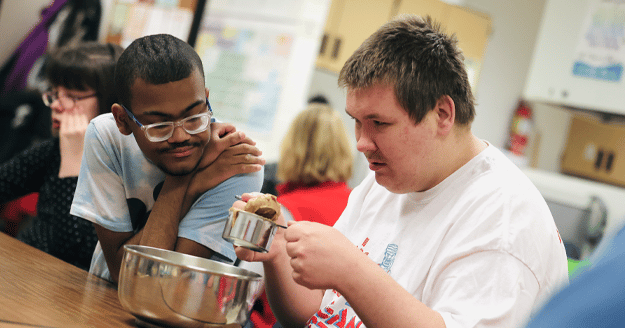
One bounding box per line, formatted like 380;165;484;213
0;232;137;327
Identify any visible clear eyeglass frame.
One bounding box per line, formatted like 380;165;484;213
42;90;97;109
122;98;214;142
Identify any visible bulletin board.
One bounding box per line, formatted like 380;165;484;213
103;0;200;47
194;0;331;162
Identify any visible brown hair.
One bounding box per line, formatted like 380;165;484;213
277;103;353;185
338;14;475;125
46;42;124;115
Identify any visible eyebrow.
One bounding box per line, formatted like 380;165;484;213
345;108;385;120
140;99;205;119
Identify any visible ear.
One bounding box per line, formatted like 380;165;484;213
205;87;210;99
111;104;133;136
434;95;455;135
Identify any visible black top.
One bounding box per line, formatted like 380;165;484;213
0;139;98;270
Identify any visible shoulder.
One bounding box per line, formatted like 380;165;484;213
86;113;140;155
90;112;117;129
207;168;265;195
85;113;119;144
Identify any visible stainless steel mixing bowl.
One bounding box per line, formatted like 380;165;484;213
222;209;281;253
118;245;263;328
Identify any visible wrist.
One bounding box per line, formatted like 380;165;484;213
188;169;221;199
163;175;193;193
58;158;82;178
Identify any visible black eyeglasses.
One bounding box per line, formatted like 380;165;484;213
42;90;97;109
122;98;214;142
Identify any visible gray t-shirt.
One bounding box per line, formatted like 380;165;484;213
70;113;263;281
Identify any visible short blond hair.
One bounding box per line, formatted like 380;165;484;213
277;103;353;184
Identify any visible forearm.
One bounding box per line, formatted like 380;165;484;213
264;240;324;327
58;153;83;178
339;256;446;328
100;176;190;283
139;175;191;249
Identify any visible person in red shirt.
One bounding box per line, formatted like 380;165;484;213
248;96;354;328
276;96;354;225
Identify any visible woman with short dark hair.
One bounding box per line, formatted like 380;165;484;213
0;42;123;270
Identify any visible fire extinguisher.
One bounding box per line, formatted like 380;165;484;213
507;100;533;156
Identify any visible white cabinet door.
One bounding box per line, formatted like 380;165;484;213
523;0;625;115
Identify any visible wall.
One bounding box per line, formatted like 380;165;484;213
0;0;583;178
0;0;52;67
461;0;547;150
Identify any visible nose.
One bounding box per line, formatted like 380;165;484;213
50;98;65;113
167;124;191;143
356;126;376;153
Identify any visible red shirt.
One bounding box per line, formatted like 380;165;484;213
276;181;351;225
249;181;351;328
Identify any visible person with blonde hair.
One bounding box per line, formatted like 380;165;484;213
275;97;353;224
246;97;353;328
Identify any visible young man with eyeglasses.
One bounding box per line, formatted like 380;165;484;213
70;34;266;283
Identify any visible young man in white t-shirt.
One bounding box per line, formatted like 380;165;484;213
234;15;568;328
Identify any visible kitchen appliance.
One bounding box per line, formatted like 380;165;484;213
523;167;625;259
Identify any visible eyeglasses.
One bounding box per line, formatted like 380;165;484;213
122;98;214;142
42;90;97;109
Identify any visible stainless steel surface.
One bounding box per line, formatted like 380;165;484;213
222;210;279;253
118;245;263;328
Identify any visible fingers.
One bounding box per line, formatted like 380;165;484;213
240;192;265;202
234;246;257;262
232;199;247;209
211;122;237;138
215;144;265;169
59;111;89;135
220;131;256;148
223;142;263;158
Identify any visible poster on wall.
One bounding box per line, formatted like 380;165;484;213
195;0;330;161
104;0;196;47
571;0;624;83
195;18;295;132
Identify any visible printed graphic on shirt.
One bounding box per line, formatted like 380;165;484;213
128;180;163;233
380;243;398;273
306;240;399;327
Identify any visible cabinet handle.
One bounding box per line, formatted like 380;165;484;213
605;152;615;172
319;33;329;56
594;149;604;170
331;37;342;60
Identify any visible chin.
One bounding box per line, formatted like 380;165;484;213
375;174;412;194
157;162;198;177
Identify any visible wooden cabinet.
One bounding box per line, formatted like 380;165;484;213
316;0;396;73
394;0;491;90
317;0;492;91
561;115;625;188
394;0;447;24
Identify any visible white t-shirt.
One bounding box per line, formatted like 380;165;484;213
309;145;568;328
70;113;263;281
